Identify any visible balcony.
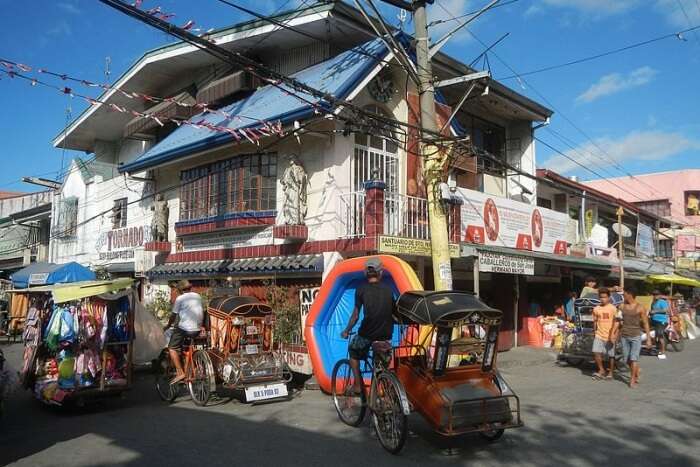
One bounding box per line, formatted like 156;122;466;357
339;191;459;241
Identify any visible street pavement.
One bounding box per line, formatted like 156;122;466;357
1;340;699;467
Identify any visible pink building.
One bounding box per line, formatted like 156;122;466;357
584;169;700;228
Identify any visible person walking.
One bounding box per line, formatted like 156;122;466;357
620;289;652;388
592;287;619;380
650;290;670;360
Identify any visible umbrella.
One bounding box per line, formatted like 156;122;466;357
646;273;700;288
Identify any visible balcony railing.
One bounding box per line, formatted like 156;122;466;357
339;191;431;240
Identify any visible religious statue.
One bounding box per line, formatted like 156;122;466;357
151;193;169;242
281;155;308;225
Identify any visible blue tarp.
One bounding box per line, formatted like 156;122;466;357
119;38;389;173
11;262;96;289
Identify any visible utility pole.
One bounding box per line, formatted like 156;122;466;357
414;1;453;290
616;206;625;289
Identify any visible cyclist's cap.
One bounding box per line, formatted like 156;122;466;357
365;257;383;271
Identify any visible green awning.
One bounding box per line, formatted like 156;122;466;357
646;274;700;288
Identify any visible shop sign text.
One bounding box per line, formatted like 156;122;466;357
378;236;459;258
478;251;534;275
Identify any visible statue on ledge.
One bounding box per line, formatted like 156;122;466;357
281;155;307;225
151;193;169;242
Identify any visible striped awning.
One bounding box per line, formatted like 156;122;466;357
147;254;323;279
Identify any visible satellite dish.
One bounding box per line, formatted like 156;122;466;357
612;222;632;238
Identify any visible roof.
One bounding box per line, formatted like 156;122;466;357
462;243;614;271
537;169;668;224
10;261;96;288
395;290;501;326
147;254;323;278
0;191;26;200
120;38;389;173
10;278;134;303
74;157;118;183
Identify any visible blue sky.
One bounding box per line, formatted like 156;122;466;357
0;0;698;194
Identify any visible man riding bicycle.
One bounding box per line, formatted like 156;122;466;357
165;280;204;384
340;258;395;395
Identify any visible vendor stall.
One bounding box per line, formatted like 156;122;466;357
13;278;136;406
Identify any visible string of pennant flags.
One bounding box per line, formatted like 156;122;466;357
0;65;284;145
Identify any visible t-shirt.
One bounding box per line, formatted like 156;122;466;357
593;303;617;342
620;303;645;338
355;282;395;341
173;292;204;332
650;298;669;324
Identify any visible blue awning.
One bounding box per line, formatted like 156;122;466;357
119;38;389;173
10;261;96;289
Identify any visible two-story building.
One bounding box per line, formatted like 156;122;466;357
50;3;559;345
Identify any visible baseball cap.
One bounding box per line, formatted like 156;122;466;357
365;257;383;271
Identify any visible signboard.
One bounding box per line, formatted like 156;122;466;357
280;343;313;375
458;188;569;254
96;225;152;262
28;273;50;285
378;236;460;258
478;251;535;275
676;235;696;252
299;287;319;342
676;257;695;270
636;223;655;257
181;227;273;251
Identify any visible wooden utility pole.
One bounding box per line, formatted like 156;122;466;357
616;206;625;289
413;0;453;290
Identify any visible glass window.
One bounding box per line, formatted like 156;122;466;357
179;153;277;221
111;198;128;229
658;239;673;258
684;191;700;216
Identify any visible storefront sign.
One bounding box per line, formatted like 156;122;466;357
676;257;695;270
636;223;655;257
458;188;569;254
378;236;459;258
99;250;135;261
182;227;273;251
299;287;319;343
96;225;151;262
676;235;696;252
478;251;534;275
279;343;313;375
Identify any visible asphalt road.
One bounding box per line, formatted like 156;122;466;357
1;340;699;467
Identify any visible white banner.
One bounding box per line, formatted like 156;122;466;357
478;251;535;275
458;188;569;254
636;223;655;257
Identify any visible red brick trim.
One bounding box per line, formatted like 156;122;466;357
175;216;275;235
272;224;308;241
144;241;172;253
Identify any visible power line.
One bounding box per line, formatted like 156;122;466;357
427;0;520;27
675;0;700;45
496;24;700;80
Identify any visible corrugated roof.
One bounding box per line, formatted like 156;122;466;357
120;38;388;173
147;254;323;278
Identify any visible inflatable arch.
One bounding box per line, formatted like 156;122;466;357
304;255;423;393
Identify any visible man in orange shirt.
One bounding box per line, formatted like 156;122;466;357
592;287;619;380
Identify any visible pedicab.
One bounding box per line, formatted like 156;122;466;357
156;295;293;405
558;298;623;366
392;291;522;440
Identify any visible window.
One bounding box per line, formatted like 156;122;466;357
537;197;552;209
111;198;128;229
458;114;506;177
57;197;78;237
633;199;671;218
685;191;700;216
658;239;673;258
352;105;400;193
179;153;277;221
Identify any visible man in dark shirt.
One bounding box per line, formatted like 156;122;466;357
340;257;395;394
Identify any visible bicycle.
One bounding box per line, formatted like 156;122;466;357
331;334;410;454
155;332;215;406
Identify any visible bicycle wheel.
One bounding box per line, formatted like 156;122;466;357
667;336;684;352
371;372;408;455
331;359;366;427
155;351;177;403
189;350;215;407
480;429;505;442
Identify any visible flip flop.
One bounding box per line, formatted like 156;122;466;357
605;374;613;380
592;372;605;380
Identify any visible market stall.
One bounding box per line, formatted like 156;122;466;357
13;278;137;406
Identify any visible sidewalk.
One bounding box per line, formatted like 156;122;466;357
497;345;559;369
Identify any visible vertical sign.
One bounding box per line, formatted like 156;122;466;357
635;223;655;257
299;287;319;343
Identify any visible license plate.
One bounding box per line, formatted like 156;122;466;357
246;325;259;335
245;383;288;402
245;344;259;355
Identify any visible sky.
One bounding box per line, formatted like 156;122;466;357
0;0;699;195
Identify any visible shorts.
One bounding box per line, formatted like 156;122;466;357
621;336;642;362
349;335;372;360
168;328;200;351
652;321;666;339
592;337;615;358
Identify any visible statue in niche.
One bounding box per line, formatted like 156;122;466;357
281;155;308;225
151;193;169;242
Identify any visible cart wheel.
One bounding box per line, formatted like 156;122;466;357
155;352;177;403
331;359;366;427
480;429;505;442
372;371;408;455
189;350;215;407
